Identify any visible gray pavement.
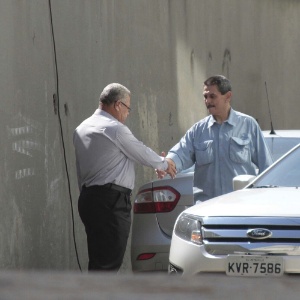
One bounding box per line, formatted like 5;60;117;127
0;270;299;300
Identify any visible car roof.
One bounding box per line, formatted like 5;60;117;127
263;130;300;138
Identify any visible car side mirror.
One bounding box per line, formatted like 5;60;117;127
232;175;256;191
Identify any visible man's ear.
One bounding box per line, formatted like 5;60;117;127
114;101;120;111
225;91;232;102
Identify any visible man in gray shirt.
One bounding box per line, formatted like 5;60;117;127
73;83;176;271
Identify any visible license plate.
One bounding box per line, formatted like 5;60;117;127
226;255;284;277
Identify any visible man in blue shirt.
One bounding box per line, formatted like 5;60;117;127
164;75;273;202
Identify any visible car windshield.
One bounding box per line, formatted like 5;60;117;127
251;145;300;188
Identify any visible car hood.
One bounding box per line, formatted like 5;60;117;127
184;188;300;217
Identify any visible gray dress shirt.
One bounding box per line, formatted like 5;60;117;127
73;109;167;191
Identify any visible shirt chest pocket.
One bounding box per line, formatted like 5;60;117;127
229;137;251;164
195;140;214;166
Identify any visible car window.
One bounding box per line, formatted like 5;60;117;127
252;145;300;187
265;137;300;161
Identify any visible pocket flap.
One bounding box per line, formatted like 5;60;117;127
231;137;250;146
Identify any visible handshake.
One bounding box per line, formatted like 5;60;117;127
156;152;177;179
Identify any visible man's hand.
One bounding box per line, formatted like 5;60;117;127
156;168;166;179
156;151;177;179
165;158;177;179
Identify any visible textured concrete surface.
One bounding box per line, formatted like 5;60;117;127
1;0;300;272
0;271;299;300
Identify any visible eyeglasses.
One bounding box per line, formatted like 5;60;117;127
120;101;132;113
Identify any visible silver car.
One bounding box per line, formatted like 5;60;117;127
169;142;300;276
131;130;300;272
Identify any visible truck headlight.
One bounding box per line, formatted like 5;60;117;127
174;213;202;245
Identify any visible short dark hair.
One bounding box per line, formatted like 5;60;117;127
99;83;131;105
204;75;231;95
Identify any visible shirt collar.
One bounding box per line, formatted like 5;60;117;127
207;115;216;128
207;108;236;128
226;108;237;126
94;108;118;122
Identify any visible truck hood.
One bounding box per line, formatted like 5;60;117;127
184;188;300;217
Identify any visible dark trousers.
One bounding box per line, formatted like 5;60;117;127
78;185;132;271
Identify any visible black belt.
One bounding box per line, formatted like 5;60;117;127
103;183;132;196
83;183;132;196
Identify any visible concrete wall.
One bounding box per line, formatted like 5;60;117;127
0;0;300;271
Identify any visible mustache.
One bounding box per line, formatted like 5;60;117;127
206;104;215;109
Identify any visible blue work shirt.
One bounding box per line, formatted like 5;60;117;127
167;109;273;201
